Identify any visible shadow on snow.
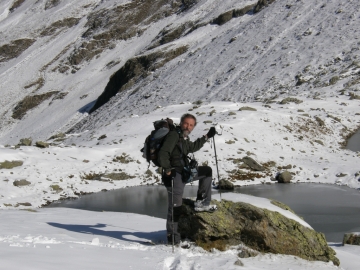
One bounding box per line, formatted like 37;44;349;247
47;222;166;244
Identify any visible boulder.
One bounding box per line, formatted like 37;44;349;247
0;160;23;169
178;198;339;266
239;106;257;111
218;179;234;190
13;180;31;187
343;233;360;246
276;171;292;183
35;141;50;148
242;156;265;171
18;138;32;146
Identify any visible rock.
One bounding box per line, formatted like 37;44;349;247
314;140;324;146
253;0;276;14
239;106;257;111
50;185;63;192
98;134;107;140
35;141;50;148
329;76;339;85
18;138;32;146
279;97;303;104
276;171;292;183
178;199;339;266
242;156;265;171
18;202;32;207
13;180;31;187
0;160;23;169
212;10;233;25
218;179;234;190
49;132;66;140
343;233;360;246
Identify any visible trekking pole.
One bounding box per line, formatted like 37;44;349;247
171;177;175;253
212;136;222;201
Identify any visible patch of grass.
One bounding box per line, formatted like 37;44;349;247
228;170;267;181
103;172;135;180
81;172;103;180
24;77;45;91
113;153;134;164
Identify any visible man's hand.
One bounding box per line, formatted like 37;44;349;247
206;127;216;139
165;169;176;177
162;169;176;187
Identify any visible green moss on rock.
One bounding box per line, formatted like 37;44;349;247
178;199;339;266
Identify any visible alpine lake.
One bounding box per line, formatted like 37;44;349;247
48;129;360;243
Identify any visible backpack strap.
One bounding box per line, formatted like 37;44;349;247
169;128;189;172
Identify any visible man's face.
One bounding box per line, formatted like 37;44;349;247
180;117;196;137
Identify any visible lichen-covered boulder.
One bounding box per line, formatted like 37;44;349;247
13;179;31;187
276;171;292;183
343;233;360;246
218;179;234;190
178;198;339;266
0;160;23;169
35;141;50;148
19;138;32;146
242;156;265;171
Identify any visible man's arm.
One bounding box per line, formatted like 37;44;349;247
157;131;179;173
186;135;207;153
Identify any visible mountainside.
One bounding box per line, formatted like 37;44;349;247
0;0;359;145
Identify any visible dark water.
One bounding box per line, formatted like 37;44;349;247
48;183;360;242
347;128;360;152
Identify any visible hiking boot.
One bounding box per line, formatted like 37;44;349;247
167;233;180;245
194;200;217;212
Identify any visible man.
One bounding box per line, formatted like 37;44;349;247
157;113;217;245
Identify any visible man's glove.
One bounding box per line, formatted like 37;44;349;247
206;127;216;139
162;169;176;187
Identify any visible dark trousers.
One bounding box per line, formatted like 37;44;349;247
165;166;212;235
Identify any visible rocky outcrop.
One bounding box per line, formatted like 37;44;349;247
218;179;234;190
13;179;31;187
89;45;188;113
18;138;32;146
254;0;276;14
65;0;180;67
9;0;26;12
178;198;339;266
35;141;50;148
242;156;265;171
212;4;255;25
276;171;292;183
343;233;360;246
12;91;59;120
45;0;61;10
0;39;36;63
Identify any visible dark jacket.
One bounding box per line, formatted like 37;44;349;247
157;127;207;173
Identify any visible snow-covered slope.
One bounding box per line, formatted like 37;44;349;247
0;0;359;145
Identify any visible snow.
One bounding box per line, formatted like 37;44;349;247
0;0;360;269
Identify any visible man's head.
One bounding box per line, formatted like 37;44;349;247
180;113;197;137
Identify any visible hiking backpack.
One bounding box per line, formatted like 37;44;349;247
141;118;176;167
